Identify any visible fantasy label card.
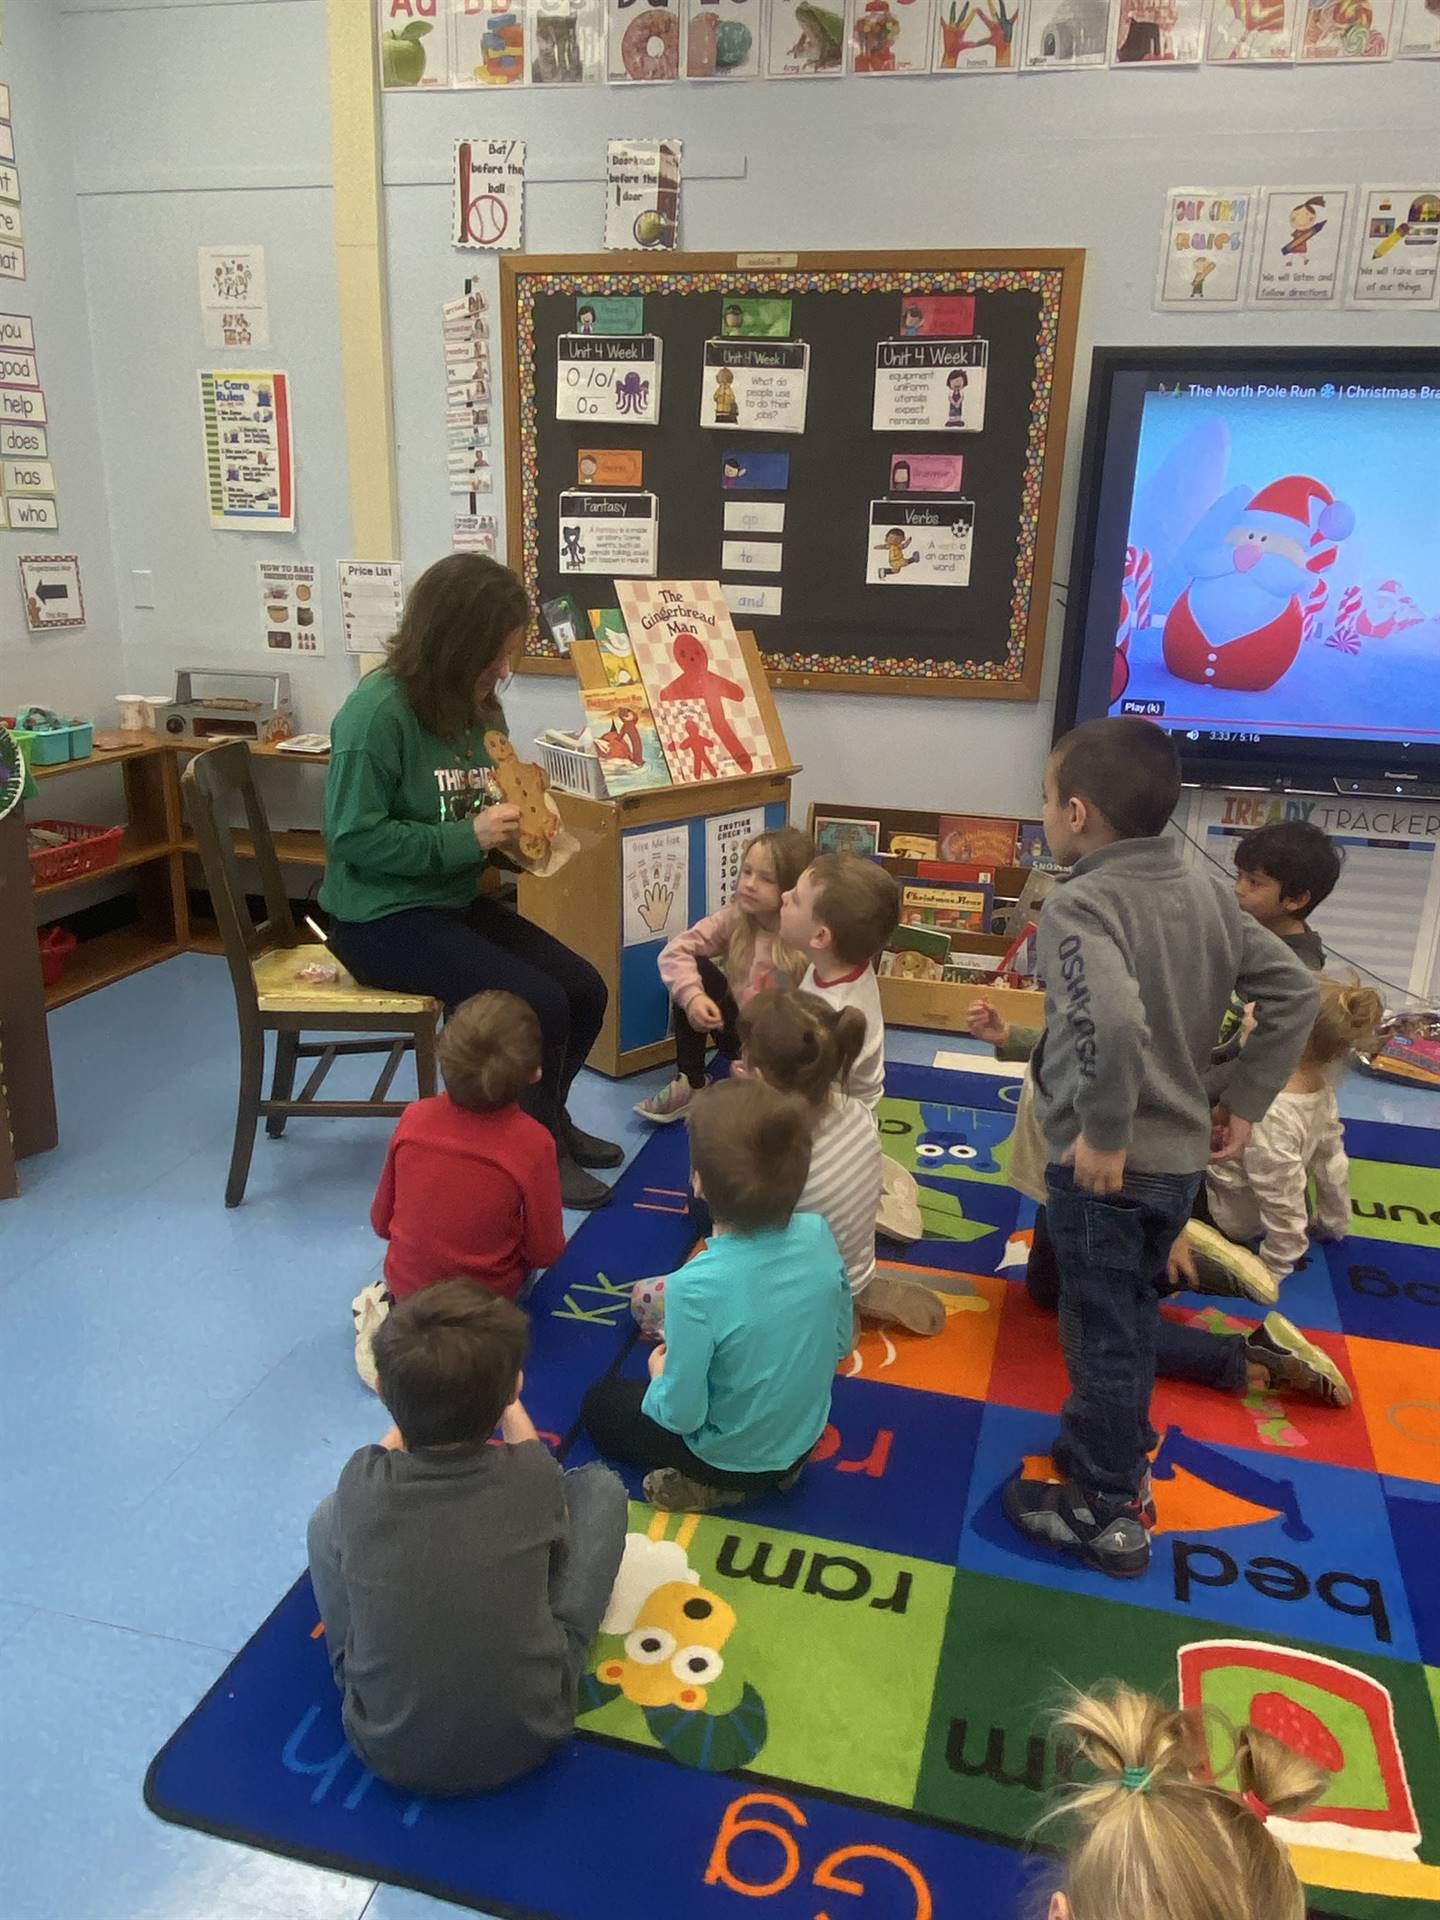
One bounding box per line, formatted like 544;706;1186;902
556;334;662;425
873;339;989;432
558;491;659;577
866;500;975;586
701;339;810;434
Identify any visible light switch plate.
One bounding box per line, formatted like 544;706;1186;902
131;569;155;609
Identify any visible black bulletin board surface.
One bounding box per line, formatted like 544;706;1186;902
501;251;1083;700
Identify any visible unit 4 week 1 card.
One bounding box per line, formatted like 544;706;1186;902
702;339;810;433
866;500;975;587
873;339;988;433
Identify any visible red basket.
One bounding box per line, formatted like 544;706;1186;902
38;925;77;987
27;819;126;887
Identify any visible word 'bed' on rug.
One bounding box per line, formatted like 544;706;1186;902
146;1062;1440;1920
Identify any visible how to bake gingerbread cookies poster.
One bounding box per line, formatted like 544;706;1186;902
616;579;778;784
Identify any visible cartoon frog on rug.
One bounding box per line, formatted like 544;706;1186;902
877;1099;1016;1245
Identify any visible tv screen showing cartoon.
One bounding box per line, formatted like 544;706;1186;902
1057;348;1440;785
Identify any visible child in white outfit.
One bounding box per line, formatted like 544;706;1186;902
1206;979;1382;1281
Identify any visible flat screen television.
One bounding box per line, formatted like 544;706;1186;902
1054;346;1440;794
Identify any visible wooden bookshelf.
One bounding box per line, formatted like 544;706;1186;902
25;736;332;1011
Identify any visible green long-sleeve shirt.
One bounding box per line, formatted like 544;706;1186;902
319;668;502;924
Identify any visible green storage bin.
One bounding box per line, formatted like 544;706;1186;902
67;723;94;759
28;729;71;766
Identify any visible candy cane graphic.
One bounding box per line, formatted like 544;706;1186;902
1302;576;1328;644
1124;545;1153;630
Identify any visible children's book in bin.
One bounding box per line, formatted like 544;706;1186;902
587;608;643;689
938;814;1018;867
1016;819;1066;873
580;685;671;796
900;877;992;934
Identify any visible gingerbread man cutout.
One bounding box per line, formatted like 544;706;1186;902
483;731;556;863
658;631;753;774
676;716;718;781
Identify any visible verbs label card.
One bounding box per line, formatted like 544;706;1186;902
866;499;975;586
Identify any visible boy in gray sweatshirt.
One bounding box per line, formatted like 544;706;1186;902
1002;717;1315;1579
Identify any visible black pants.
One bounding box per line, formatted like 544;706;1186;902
582;1378;796;1492
328;898;607;1116
672;955;740;1088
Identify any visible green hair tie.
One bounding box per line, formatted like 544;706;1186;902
1121;1766;1154;1794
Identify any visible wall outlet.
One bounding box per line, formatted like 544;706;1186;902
131;568;155;609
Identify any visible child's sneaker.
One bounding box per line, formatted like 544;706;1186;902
859;1271;945;1336
1181;1220;1280;1307
1245;1313;1352;1406
634;1077;698;1125
352;1281;392;1393
643;1468;748;1513
1002;1471;1151;1578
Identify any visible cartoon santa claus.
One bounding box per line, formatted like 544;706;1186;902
1162;473;1355;693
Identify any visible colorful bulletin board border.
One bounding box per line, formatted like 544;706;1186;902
501;251;1084;701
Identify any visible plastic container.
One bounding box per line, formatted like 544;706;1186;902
535;733;606;800
27;819;126;887
67;722;94;759
37;924;77;987
27;728;72;766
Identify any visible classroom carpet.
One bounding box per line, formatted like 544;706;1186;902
146;1061;1440;1920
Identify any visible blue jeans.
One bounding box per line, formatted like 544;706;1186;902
1044;1162;1202;1502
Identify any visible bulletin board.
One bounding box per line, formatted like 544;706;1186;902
500;249;1084;701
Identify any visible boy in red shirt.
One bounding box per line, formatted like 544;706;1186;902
372;990;566;1302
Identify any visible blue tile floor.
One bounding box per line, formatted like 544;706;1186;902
2;952;1433;1919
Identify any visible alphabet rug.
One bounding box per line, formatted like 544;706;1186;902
146;1063;1440;1919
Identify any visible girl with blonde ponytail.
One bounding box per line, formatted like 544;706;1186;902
1041;1682;1330;1920
1205;977;1383;1285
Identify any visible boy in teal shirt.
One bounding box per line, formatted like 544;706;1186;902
583;1077;853;1512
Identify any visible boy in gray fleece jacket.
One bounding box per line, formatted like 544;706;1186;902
1002;717;1315;1579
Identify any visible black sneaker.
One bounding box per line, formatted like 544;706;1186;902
1002;1472;1151;1578
559;1152;612;1210
560;1113;625;1169
1245;1313;1352;1407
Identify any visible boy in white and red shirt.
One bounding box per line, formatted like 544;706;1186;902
778;852;900;1113
371;990;564;1303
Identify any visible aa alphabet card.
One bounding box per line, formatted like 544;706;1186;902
556;334;662;424
866;501;975;587
1250;186;1350;306
872;339;989;432
558;491;660;576
617;579;778;783
701;340;810;434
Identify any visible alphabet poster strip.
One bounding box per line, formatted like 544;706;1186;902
872;339;988;432
701;339;809;433
19;554;84;632
556;334;662;424
558;490;659;575
1155;187;1256;310
604;139;682;248
1347;184;1440;308
453;139;526;249
199;370;295;531
866;499;974;586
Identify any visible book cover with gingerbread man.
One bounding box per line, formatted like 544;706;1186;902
616;580;778;785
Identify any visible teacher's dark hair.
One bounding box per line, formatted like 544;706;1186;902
387;554;530;740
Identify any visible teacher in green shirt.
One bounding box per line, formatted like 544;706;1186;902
321;555;617;1209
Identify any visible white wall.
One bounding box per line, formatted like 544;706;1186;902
0;1;123;724
59;0;1440;826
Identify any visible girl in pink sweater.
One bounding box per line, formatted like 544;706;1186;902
635;825;813;1123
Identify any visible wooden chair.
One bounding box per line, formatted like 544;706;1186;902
184;741;439;1207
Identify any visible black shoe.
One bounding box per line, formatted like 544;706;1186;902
559;1151;612;1210
1001;1471;1151;1579
1245;1313;1352;1406
561;1114;624;1169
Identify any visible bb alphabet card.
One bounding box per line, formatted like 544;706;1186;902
866;500;975;587
872;339;989;432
